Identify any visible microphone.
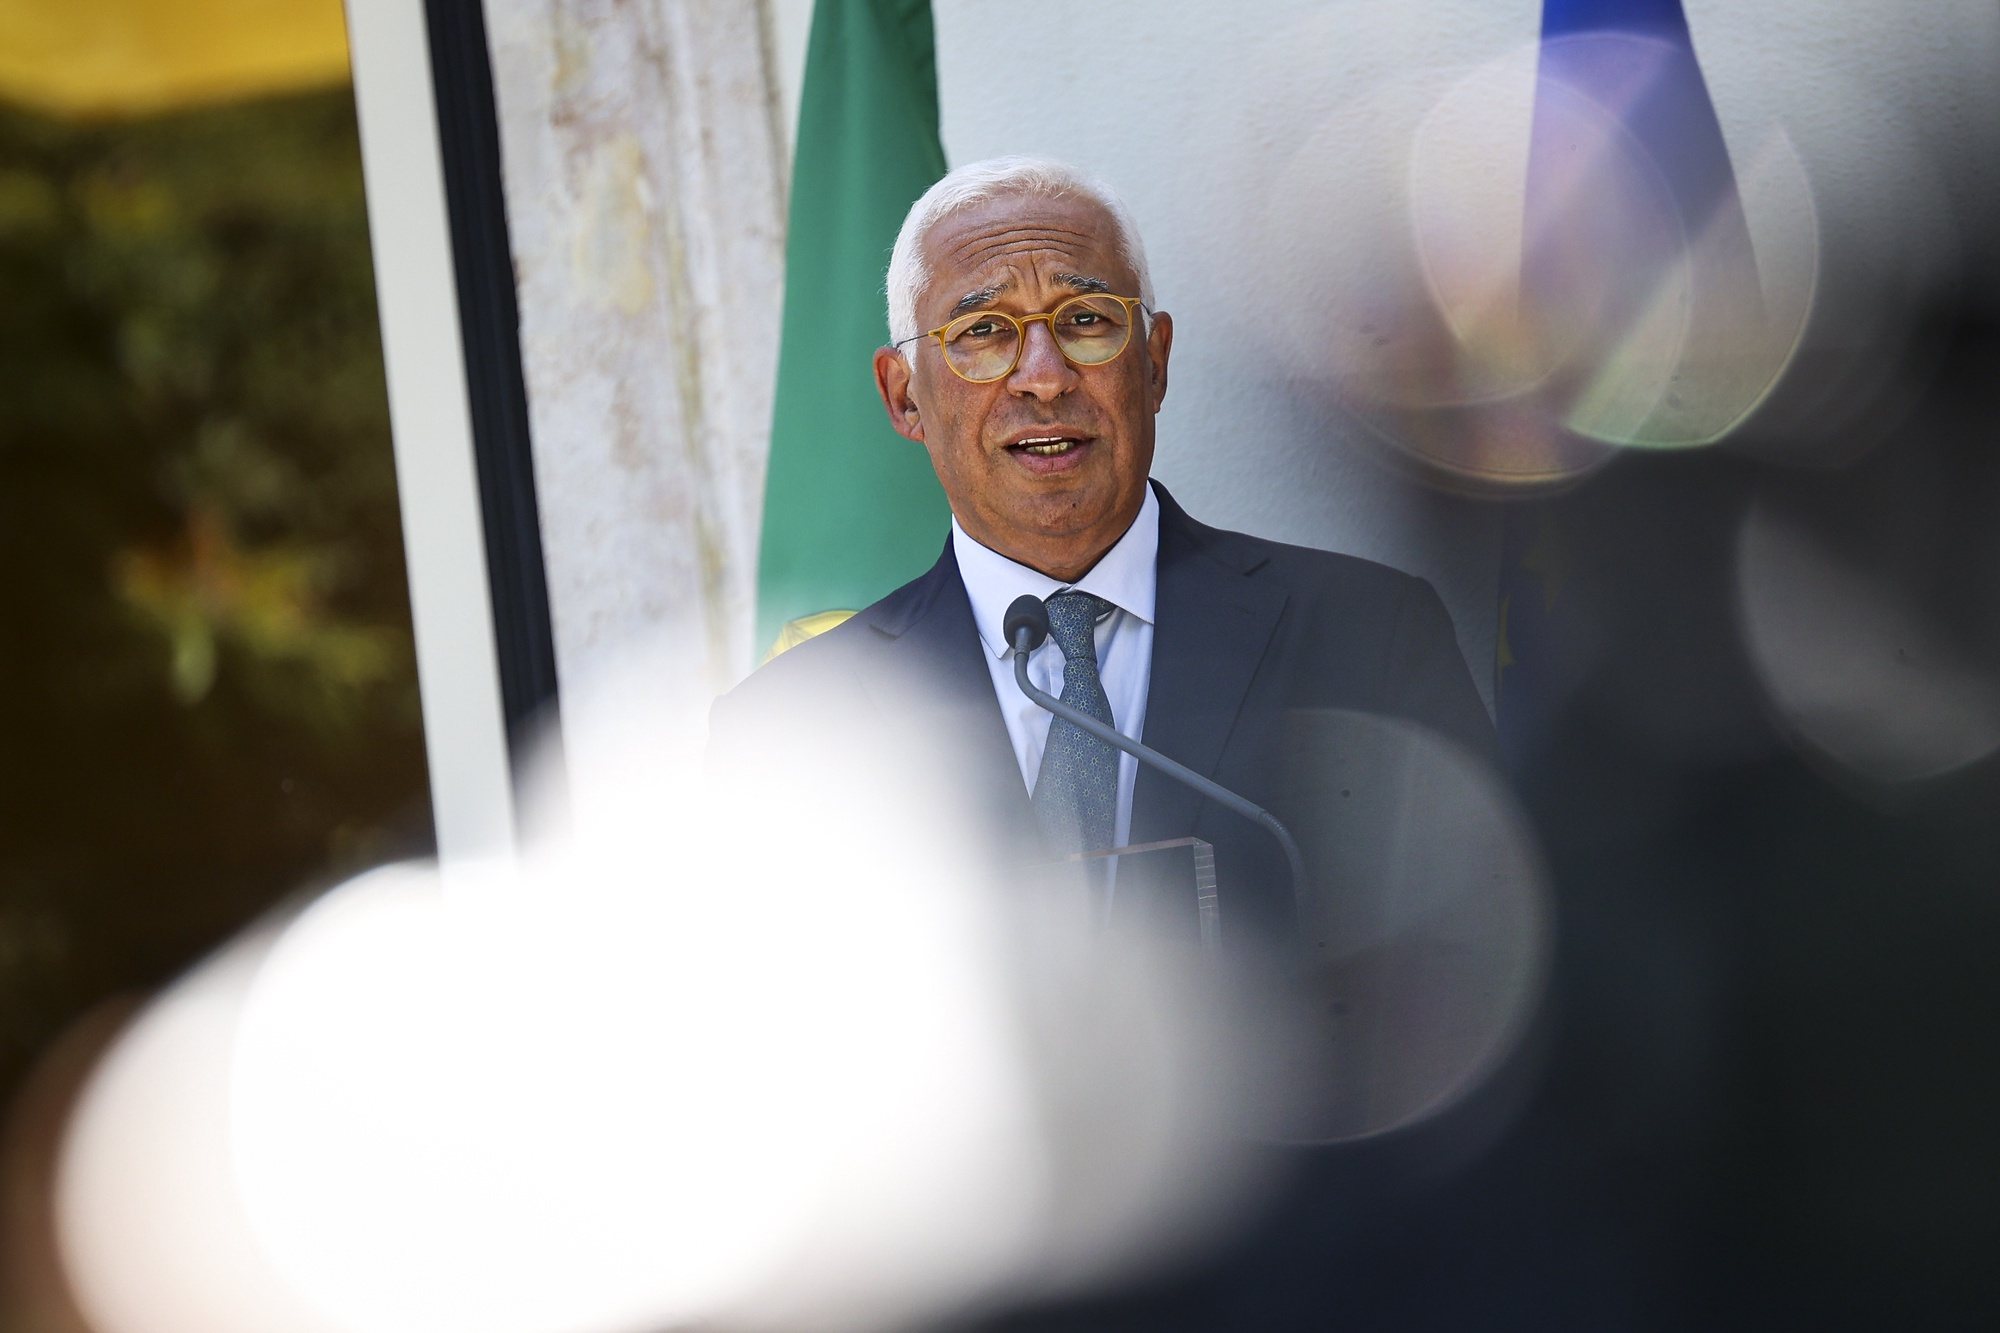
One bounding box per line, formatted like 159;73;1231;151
1003;592;1051;655
1003;593;1309;936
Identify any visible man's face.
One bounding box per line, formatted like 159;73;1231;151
874;192;1173;582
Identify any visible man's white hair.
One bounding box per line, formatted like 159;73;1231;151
885;155;1156;362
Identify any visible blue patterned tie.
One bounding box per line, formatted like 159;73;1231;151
1032;591;1119;858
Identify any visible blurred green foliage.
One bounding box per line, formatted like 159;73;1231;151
0;89;430;1099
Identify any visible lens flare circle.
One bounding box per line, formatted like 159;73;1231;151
1237;710;1552;1146
1257;33;1822;493
1737;501;2000;786
207;651;1261;1333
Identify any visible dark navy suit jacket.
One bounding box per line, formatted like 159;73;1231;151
710;481;1497;950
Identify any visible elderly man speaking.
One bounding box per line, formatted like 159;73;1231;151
712;156;1494;947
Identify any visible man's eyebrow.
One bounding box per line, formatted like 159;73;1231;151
949;283;1010;317
946;273;1111;319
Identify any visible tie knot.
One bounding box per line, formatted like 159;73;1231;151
1045;590;1112;661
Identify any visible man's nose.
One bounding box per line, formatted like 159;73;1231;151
1005;319;1078;400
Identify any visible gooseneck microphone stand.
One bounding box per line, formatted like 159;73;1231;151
1004;593;1310;936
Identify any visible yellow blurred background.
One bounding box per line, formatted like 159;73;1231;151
0;0;350;118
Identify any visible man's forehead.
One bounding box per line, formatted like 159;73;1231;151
920;193;1130;307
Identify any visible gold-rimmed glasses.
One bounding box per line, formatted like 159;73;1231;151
894;293;1151;384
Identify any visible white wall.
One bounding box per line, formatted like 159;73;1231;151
484;0;786;706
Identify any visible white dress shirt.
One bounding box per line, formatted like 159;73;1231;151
954;486;1159;853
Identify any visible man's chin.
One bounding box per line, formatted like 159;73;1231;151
975;506;1134;580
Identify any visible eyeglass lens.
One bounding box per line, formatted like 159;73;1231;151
941;295;1134;382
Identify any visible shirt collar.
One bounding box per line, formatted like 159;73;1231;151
957;484;1161;661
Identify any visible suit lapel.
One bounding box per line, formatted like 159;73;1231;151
859;543;1041;857
1132;486;1288;846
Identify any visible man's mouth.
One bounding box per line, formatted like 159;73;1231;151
1007;434;1088;458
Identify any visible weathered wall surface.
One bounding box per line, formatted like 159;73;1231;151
485;0;787;700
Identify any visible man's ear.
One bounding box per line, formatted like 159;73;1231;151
1144;311;1173;412
873;346;925;443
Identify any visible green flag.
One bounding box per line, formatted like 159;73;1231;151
756;0;950;656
